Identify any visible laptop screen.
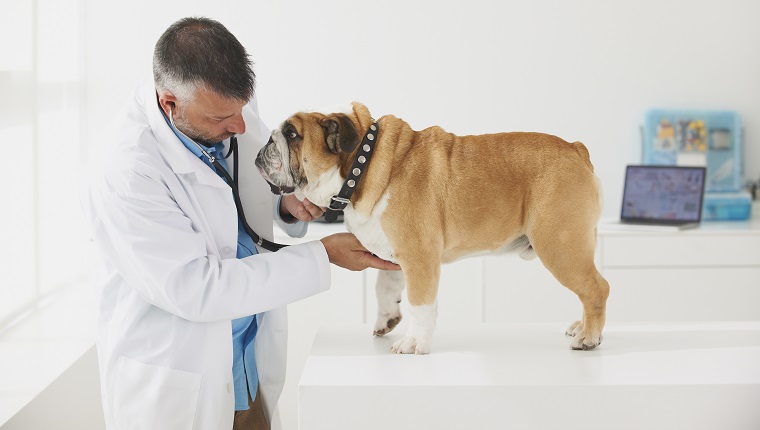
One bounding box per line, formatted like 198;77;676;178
621;165;707;224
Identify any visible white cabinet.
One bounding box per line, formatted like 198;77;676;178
285;207;760;329
482;254;583;323
482;213;760;324
600;232;760;268
596;221;760;322
603;267;760;321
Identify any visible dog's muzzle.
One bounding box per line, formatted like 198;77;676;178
256;137;297;195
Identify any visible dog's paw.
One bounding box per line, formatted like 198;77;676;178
569;330;603;350
390;335;430;355
373;313;402;336
567;320;604;350
565;320;583;337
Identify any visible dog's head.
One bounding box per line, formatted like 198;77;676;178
255;102;373;206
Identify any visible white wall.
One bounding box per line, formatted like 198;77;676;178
84;0;760;217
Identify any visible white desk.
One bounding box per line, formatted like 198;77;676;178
299;323;760;430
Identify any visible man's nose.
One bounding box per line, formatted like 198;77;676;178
227;114;246;135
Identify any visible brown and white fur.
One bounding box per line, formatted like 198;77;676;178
255;102;610;354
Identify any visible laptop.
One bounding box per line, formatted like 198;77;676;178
604;165;707;231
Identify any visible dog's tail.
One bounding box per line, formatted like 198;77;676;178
572;141;594;172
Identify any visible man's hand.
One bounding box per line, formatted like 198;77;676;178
280;195;325;223
321;233;401;272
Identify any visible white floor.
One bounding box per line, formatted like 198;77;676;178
300;322;760;430
0;285;101;429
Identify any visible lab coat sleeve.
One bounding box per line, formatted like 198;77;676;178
89;170;331;323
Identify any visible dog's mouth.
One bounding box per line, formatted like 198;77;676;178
256;160;295;195
264;179;295;195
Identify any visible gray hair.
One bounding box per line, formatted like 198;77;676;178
153;17;255;103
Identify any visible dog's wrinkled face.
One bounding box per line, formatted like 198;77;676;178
255;108;360;206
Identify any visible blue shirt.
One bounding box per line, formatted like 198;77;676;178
162;111;259;411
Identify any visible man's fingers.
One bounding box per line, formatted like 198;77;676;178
288;199;324;222
363;252;402;271
321;233;402;271
302;199;325;219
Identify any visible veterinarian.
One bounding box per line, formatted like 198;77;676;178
81;17;398;430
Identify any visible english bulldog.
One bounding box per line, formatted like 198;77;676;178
255;102;610;354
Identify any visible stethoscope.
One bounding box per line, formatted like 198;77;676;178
170;108;287;252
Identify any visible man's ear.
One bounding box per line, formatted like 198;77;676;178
320;114;359;154
157;89;178;117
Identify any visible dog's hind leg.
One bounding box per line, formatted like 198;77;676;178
373;270;406;336
530;226;610;350
561;268;609;350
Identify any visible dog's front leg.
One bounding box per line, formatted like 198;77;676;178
390;262;440;355
373;270;405;336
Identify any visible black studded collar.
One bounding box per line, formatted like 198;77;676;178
324;121;378;222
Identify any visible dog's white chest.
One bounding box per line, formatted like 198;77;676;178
344;192;396;263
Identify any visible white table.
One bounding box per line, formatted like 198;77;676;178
299;322;760;430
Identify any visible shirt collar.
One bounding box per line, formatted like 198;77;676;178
160;107;226;163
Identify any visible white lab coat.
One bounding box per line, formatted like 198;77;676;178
82;83;331;430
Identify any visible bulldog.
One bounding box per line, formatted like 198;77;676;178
255;102;610;354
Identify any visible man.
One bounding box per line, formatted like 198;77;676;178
81;17;398;430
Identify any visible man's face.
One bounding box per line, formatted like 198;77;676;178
172;87;247;145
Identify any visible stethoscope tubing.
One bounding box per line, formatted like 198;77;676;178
170;108;287;252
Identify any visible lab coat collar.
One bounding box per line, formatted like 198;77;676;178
141;83;232;188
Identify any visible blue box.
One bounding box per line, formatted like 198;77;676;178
702;191;752;221
643;109;743;192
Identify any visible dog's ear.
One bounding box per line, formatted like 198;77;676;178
320;114;359;154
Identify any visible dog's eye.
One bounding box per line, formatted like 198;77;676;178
288;131;298;139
